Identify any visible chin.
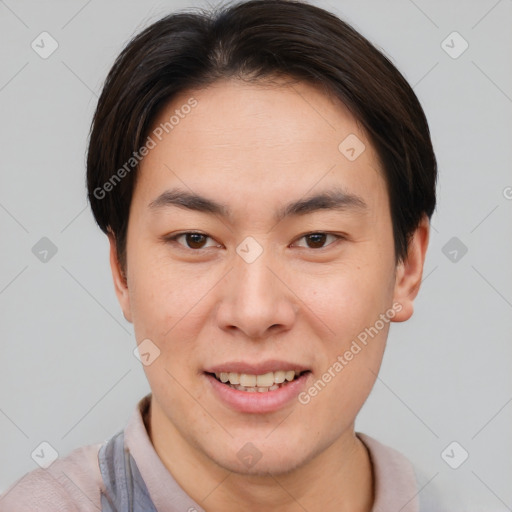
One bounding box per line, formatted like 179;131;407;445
206;436;316;477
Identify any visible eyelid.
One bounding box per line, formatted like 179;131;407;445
165;231;221;250
292;232;345;249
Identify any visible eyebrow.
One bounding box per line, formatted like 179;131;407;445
148;187;367;223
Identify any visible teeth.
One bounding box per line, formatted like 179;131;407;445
256;372;274;387
274;370;286;383
239;374;257;387
228;372;240;384
213;370;303;389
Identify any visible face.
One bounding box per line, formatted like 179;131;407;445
110;77;427;476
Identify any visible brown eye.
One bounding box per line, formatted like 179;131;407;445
184;233;208;249
167;232;217;250
305;233;327;248
294;232;341;249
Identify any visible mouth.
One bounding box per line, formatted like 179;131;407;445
203;365;312;413
206;369;310;393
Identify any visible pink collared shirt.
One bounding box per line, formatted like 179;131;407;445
0;394;446;511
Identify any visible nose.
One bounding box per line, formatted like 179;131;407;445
215;247;298;340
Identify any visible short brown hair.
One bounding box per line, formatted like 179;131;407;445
87;0;437;270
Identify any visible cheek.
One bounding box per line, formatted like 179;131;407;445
128;261;209;398
126;246;199;340
301;258;395;341
298;270;392;423
302;255;394;405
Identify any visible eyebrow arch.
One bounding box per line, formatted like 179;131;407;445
148;187;367;222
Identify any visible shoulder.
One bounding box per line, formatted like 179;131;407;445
357;433;456;512
357;433;433;511
0;442;104;512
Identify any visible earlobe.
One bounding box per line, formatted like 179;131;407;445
108;231;133;323
391;216;430;323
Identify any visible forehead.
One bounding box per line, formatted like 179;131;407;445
136;78;386;216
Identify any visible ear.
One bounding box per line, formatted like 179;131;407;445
391;215;430;322
108;231;132;323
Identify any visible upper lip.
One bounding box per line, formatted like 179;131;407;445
205;360;310;375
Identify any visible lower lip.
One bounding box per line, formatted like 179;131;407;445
204;372;311;414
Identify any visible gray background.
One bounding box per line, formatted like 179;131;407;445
1;0;511;509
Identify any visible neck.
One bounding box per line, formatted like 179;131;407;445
147;400;374;512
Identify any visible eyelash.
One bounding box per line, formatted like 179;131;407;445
165;231;345;251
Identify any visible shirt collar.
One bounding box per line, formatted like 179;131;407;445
125;393;419;512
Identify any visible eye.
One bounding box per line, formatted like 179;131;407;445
293;232;342;249
166;232;219;250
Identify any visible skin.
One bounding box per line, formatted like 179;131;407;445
108;77;430;512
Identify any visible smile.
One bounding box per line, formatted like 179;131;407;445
204;366;312;413
210;370;307;393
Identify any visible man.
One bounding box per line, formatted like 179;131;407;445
0;0;445;510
